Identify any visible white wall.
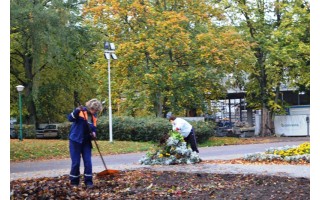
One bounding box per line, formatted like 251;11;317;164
182;117;205;122
289;107;310;115
254;114;261;136
274;115;309;136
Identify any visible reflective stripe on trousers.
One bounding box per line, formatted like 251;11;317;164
69;140;93;185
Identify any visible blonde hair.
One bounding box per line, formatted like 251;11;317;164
86;99;103;112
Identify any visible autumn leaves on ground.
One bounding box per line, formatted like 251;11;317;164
10;137;310;199
11;170;309;199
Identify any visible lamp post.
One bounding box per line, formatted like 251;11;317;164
298;91;305;105
104;42;117;142
16;85;25;141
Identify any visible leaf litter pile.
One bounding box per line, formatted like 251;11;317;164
11;169;309;199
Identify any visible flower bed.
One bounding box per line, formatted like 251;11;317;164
243;142;310;163
139;131;201;165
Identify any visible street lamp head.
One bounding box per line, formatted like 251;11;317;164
104;41;116;50
104;42;110;50
104;52;111;60
110;43;115;50
111;53;118;60
104;41;117;60
16;85;24;141
16;85;25;92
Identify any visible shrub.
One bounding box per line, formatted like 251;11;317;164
58;125;71;140
190;121;215;143
139;130;202;165
96;116;171;142
58;116;215;143
13;124;36;139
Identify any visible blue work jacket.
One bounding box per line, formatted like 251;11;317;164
67;107;97;144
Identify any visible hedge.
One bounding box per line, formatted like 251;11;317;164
96;116;172;142
12;125;37;139
15;117;215;143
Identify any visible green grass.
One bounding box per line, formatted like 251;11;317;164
199;137;246;147
198;137;278;147
10;139;155;162
11;137;274;162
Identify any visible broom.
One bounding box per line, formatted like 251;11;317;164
80;109;120;177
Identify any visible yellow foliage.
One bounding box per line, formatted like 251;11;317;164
272;142;310;157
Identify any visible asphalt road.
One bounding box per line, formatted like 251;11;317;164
10;139;309;180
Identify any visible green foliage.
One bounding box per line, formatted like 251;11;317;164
13;124;37;139
218;0;310;136
94;116;171;142
225;0;310;111
58;125;72;140
12;124;71;139
10;0;309;130
169;130;184;142
10;0;101;124
60;117;214;143
85;0;254;117
190;121;215;143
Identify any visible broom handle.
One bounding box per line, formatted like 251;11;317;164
92;137;108;170
80;110;108;170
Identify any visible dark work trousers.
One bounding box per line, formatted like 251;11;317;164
184;128;199;153
69;140;93;186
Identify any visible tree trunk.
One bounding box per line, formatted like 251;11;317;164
268;84;282;135
261;106;269;137
24;55;39;128
256;47;270;137
162;96;169;118
154;91;163;117
74;91;79;107
187;108;197;117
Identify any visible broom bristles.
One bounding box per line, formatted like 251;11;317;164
97;169;120;177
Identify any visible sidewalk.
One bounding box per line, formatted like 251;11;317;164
10;138;310;180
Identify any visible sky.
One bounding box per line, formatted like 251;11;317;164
2;0;320;199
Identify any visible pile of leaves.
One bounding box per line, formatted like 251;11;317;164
10;170;310;199
139;131;201;165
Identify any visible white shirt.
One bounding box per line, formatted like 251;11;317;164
172;118;192;138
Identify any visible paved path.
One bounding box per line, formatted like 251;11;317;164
10;139;310;181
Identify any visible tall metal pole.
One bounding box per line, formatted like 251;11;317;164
108;57;113;142
18;91;23;141
104;41;117;142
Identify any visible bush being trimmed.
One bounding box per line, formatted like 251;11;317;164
139;130;202;165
